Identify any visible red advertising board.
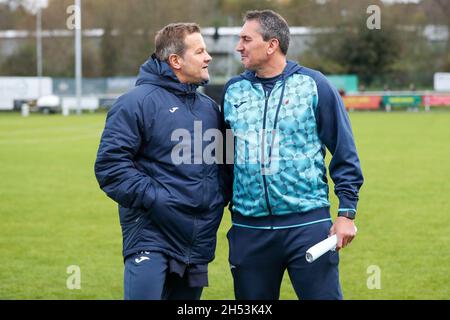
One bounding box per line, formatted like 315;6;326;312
343;96;381;110
423;95;450;106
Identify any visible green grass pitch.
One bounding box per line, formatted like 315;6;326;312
0;111;449;299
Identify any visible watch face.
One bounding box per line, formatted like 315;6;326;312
339;211;356;219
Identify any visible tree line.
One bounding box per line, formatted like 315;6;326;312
0;0;448;89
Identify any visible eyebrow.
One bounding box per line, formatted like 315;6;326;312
195;47;206;53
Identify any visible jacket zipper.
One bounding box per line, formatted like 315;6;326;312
186;89;201;263
261;87;274;222
186;215;198;265
267;81;286;167
260;81;287;228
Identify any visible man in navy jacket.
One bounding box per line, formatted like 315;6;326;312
95;23;225;300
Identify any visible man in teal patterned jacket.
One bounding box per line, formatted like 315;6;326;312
222;10;364;300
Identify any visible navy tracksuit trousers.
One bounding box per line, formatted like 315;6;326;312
227;220;343;300
123;251;203;300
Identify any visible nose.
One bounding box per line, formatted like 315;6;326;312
205;51;212;63
236;40;243;53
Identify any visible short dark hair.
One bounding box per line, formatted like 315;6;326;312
244;10;290;55
155;23;201;61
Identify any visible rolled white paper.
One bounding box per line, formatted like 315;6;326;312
305;226;357;263
305;234;337;263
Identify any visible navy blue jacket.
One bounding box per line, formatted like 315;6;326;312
95;55;225;264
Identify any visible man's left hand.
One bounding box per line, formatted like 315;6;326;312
329;217;357;251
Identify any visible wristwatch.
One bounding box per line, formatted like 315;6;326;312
338;210;356;220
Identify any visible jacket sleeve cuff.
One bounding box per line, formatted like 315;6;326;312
337;194;358;214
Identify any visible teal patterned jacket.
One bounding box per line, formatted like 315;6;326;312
222;61;363;228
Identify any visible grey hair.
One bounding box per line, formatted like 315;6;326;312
244;10;290;55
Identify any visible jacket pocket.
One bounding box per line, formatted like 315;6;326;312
148;182;159;211
148;182;165;219
148;184;193;247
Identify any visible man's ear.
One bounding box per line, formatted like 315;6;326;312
267;38;280;55
167;54;182;70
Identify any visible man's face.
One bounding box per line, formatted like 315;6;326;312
236;20;270;71
178;32;212;84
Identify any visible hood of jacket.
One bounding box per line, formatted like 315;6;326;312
135;54;207;96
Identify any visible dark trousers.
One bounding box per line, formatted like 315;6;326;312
124;251;203;300
227;220;343;300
